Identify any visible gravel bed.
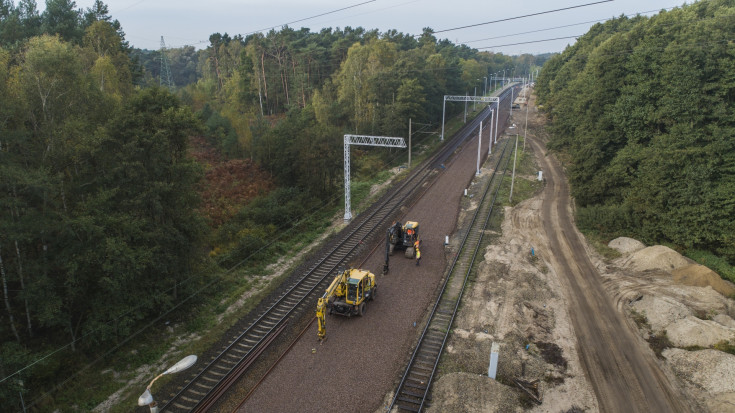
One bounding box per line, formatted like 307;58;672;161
232;121;498;413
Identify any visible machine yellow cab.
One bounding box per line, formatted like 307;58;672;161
316;268;377;340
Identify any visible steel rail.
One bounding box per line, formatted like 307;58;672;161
163;162;431;412
390;133;515;412
159;86;516;412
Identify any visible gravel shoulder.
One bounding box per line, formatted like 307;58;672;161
232;107;497;413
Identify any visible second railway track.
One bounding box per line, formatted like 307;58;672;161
390;135;514;412
158;86;518;413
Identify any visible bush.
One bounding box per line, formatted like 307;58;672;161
576;203;638;237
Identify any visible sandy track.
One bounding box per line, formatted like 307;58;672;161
530;135;690;413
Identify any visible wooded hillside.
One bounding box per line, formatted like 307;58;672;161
536;0;735;268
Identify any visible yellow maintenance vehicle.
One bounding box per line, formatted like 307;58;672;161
383;221;421;274
316;268;377;340
388;221;420;258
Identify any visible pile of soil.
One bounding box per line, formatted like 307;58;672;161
672;264;735;297
620;245;690;272
631;295;692;331
663;348;735;412
608;237;646;254
665;316;735;347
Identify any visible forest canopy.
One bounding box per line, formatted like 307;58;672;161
536;0;735;263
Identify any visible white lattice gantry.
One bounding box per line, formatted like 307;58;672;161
344;135;406;221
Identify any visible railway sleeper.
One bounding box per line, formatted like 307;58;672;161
420;342;442;352
411;360;434;371
210;364;231;374
200;375;220;384
399;388;426;399
172;401;194;410
395;399;421;411
404;381;427;392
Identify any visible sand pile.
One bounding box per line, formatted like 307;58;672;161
621;245;689;272
608;237;646;254
665;316;735;348
631;295;692;332
664;348;735;394
672;264;735;297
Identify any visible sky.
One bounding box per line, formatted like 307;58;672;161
64;0;689;54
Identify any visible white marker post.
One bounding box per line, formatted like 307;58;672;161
476;120;482;176
488;342;499;379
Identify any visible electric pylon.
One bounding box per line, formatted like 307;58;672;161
159;36;174;89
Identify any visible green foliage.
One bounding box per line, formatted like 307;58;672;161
1;28;208;404
576;204;638;237
538;0;735;266
714;339;735;355
647;330;673;359
212;187;332;269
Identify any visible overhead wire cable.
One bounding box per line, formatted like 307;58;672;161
243;0;377;36
461;6;677;44
478;36;583;49
162;0;378;48
431;0;615;34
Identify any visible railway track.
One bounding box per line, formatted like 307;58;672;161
390;135;515;412
157;87;517;413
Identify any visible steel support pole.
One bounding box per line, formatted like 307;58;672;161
476;120;482;175
489;108;494;152
509;133;519;204
344;137;351;221
464;92;467;123
524;81;529;151
494;101;499;144
408;118;412;167
441;97;446;141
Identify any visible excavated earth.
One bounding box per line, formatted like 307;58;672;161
431;94;735;413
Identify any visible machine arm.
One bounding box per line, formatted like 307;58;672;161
316;270;347;340
316;297;327;340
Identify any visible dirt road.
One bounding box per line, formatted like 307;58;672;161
530;135;690;413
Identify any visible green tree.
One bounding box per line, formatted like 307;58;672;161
41;0;82;43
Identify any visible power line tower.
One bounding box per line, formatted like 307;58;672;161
159;36;174;89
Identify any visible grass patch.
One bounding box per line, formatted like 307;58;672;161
495;146;544;208
647;330;672;359
714;339;735;355
581;232;623;261
630;308;651;331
